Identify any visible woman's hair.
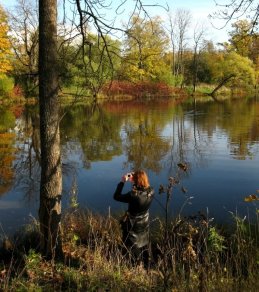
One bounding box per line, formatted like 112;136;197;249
133;170;150;188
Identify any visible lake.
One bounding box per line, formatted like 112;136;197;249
0;96;259;235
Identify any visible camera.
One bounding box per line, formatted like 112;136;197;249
126;172;134;178
124;172;134;181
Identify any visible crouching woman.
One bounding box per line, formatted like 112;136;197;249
113;170;154;264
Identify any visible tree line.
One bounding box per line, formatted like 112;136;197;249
0;1;258;100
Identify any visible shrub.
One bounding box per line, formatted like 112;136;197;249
101;80;181;99
0;74;14;97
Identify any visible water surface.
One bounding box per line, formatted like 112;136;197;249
0;97;259;234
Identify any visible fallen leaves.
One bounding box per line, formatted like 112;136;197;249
244;193;259;202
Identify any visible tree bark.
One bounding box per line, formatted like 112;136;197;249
38;0;62;258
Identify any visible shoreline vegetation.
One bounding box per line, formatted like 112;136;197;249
1;79;258;106
1;174;259;291
0;206;258;291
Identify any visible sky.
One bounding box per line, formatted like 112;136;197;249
1;0;231;44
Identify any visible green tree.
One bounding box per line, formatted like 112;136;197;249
228;20;254;57
227;19;259;86
249;34;259;65
120;16;172;84
189;41;223;84
221;51;256;88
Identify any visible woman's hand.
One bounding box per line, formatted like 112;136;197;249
121;172;133;183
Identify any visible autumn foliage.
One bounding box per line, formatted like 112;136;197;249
0;5;13;74
101;80;185;99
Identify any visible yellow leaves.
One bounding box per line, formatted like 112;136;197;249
0;5;13;73
0;57;13;74
122;16;170;83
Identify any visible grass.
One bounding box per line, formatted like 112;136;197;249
0;205;258;291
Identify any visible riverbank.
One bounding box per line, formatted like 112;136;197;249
1;80;257;106
1;207;258;291
61;81;231;101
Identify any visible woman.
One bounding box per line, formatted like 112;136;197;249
113;170;154;262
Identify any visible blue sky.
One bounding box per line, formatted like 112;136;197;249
1;0;230;43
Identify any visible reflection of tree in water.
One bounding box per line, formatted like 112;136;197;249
5;101;123;203
14;105;80;203
0;106;43;202
0;133;15;185
2;98;259;203
13;106;41;203
187;99;259;160
60;103;123;168
225;101;259;159
123;118;171;173
0;108;16;196
104;100;210;174
103;100;177;173
156;113;209;178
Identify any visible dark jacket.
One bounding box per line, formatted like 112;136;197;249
113;182;154;248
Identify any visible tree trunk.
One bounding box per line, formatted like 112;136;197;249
38;0;62;258
209;74;235;97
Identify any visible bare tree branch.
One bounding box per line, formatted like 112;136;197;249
209;0;259;34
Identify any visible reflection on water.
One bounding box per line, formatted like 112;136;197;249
1;97;259;234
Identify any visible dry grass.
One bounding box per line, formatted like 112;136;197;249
0;207;258;291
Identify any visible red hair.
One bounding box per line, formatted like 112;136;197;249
133;170;150;188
